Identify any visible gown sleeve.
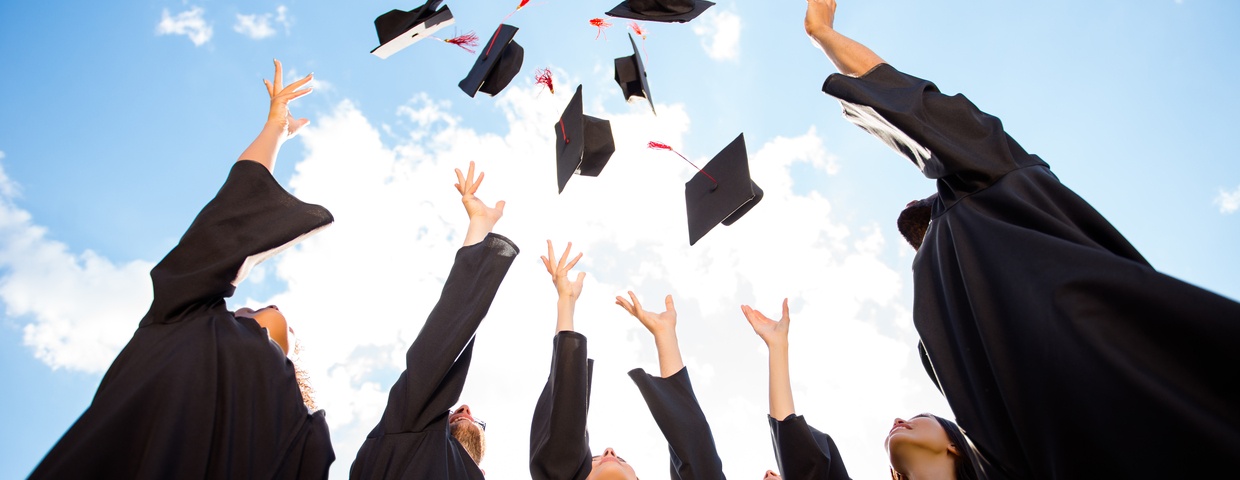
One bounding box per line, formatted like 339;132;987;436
376;233;519;434
529;331;594;480
628;367;726;480
768;414;853;480
822;64;1047;199
141;160;333;325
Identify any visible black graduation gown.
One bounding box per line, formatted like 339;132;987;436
767;414;852;480
823;63;1240;479
528;332;726;480
30;160;336;479
350;233;518;480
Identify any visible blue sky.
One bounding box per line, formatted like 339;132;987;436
1;0;1238;478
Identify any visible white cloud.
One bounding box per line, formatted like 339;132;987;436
1216;185;1240;214
234;5;290;40
0;157;154;372
692;9;742;62
156;6;213;46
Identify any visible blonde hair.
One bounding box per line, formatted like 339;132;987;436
291;339;317;411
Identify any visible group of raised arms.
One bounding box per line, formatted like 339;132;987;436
28;0;1240;479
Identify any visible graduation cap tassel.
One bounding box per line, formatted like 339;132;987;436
559;118;569;144
648;141;718;189
590;18;613;40
535;68;555;94
437;31;480;53
629;21;650;58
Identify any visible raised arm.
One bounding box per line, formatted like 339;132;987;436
530;241;593;480
238;59;312;172
741;299;794;420
616;292;683;377
804;0;885;77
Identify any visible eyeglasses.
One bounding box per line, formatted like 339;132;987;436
474;419;486;431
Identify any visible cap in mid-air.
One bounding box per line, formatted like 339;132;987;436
371;0;456;59
684;133;763;245
554;85;616;194
459;24;524;97
614;33;655;115
605;0;715;23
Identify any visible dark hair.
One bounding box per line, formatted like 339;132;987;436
889;415;992;480
896;194;937;251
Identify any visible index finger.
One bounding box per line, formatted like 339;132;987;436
273;59;284;90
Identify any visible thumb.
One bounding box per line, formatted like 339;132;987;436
576;271;586;283
494;200;507;214
664;294;675;311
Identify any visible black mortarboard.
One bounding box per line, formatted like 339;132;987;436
459;24;524;98
371;0;456;59
555;85;616;194
614;33;655;115
684;133;763;245
606;0;715;23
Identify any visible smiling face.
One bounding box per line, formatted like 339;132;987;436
234;305;291;355
884;414;958;473
586;448;638;480
449;405;487;464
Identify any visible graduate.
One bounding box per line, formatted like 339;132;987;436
349;161;518;479
529;241;726;480
805;0;1240;478
740;299;992;480
31;60;335;479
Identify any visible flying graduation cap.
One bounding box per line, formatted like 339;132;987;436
683;133;763;245
614;33;655;114
371;0;456;59
555;85;616;193
459;24;525;97
606;0;715;23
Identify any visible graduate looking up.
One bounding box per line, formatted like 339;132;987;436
740;300;991;480
528;241;726;480
805;0;1240;478
350;161;518;479
31;59;335;479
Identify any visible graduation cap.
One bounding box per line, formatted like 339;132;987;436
614;33;655;114
555;85;616;193
371;0;456;59
684;133;763;245
606;0;715;23
459;24;524;98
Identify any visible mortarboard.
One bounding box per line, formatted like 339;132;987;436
606;0;715;23
459;24;524;98
555;85;616;193
371;0;456;59
614;33;655;115
684;133;763;245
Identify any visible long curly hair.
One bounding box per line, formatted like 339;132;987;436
291;339;317;411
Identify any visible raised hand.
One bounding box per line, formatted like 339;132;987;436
741;298;790;349
616;292;678;338
542;240;585;301
263;59;313;140
454;161;506;223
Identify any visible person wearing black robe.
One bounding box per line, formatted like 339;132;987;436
31;60;336;479
740;299;993;480
804;1;1240;478
529;241;727;480
350;161;518;479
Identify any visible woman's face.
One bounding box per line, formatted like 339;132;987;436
235;305;291;355
884;414;955;465
586;448;637;480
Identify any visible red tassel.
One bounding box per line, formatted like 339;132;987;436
648;141;718;186
535;68;554;94
629;21;647;40
442;31;479;53
589;18;612;40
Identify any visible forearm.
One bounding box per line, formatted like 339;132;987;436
815;28;885;77
556;296;576;332
463;216;497;247
653;332;685;378
237;120;287;172
767;343;795;420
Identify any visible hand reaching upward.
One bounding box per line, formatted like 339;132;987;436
454;161;506;246
741;298;790;350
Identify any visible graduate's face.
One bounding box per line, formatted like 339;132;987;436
449;405;487;463
762;469;782;480
235;305;291;355
884;414;957;468
586;448;637;480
